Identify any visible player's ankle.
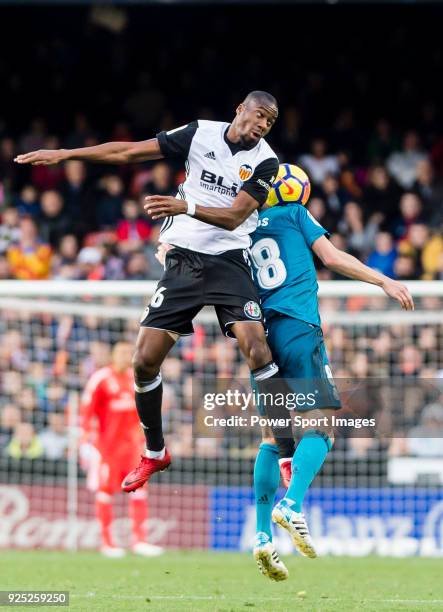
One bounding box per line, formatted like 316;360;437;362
278;457;292;465
145;447;166;460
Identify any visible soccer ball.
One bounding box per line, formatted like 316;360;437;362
266;163;311;207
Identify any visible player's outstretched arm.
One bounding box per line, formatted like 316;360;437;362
14;138;163;166
312;235;415;310
145;190;259;231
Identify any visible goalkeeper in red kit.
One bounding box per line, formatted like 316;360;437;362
80;342;164;558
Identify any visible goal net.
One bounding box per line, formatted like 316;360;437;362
0;280;442;556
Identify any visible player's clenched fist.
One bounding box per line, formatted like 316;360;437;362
14;149;67;165
381;278;415;311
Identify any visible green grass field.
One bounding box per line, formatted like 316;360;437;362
2;551;443;612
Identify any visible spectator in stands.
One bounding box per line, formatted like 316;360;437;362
412;159;443;225
76;246;102;280
30;136;65;192
391;403;443;457
336;151;363;200
0;207;20;254
101;243;125;280
387;130;427;189
60;159;87;215
51;234;80;278
349;352;370;377
39;411;68;459
0;137;18;191
367;232;398;278
319;173;349;221
40;381;68;414
1;332;28;372
307;197;338;234
16;386;40;428
7;216;52;280
398;223;439;280
363;165;401;225
5;422;43;459
0;255;11;278
125;250;150;280
338;202;380;257
96;175;124;229
26;362;48;404
39;190;72;249
116;199;151;253
60;160;93;226
417;327;439;367
0;405;21;453
422;229;443;280
142;161;175;199
437;251;443;281
298;137;339;186
396;345;423;377
391;192;424;240
393;255;418;280
367;118;400;163
14;184;40;218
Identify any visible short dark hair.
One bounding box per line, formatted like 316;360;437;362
244;90;278;109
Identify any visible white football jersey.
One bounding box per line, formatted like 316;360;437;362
156;120;278;255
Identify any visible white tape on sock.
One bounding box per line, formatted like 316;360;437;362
134;373;162;393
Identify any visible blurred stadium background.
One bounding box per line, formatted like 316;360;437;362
1;0;443;566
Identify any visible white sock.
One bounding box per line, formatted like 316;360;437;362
145;447;165;460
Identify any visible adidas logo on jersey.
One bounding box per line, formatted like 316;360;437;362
257;494;269;504
204;151;216;160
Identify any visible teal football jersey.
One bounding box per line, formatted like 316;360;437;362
250;205;329;326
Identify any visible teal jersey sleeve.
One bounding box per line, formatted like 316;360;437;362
291;205;329;247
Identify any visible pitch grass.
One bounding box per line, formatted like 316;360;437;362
2;551;443;612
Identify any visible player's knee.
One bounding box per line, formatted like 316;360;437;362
132;347;160;380
245;337;272;370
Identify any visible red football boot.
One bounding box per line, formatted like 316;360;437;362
121;450;171;493
279;459;292;489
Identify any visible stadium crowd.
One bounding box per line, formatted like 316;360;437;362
0;5;443;469
0;124;442;282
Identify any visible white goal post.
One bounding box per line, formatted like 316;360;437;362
0;280;441;326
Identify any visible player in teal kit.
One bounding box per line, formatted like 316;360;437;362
250;171;414;580
149;164;413;582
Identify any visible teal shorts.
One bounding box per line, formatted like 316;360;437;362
256;315;341;415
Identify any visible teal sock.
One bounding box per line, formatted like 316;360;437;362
254;442;280;540
285;430;332;512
